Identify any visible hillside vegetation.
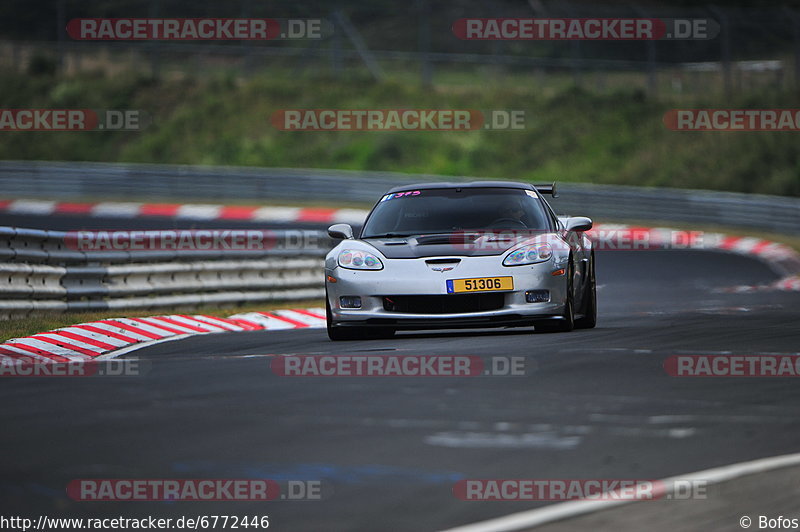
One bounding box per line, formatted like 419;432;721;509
0;69;798;196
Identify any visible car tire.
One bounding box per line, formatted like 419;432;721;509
326;297;395;341
327;298;358;341
534;262;575;333
574;254;597;329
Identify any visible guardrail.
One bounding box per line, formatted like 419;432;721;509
0;227;331;319
1;161;798;235
1;161;799;318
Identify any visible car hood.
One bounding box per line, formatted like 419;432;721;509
363;232;548;259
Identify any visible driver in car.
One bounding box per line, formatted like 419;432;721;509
494;199;528;228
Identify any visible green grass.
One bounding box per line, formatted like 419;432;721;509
0;68;798;197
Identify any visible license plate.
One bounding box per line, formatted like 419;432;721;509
446;276;514;293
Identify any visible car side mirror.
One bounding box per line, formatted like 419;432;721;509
565;217;593;232
328;223;354;239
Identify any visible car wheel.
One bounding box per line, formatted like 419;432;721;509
574;254;597;329
327;297;357;341
326;297;395;341
534;262;575;333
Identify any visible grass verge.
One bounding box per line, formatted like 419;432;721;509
0;70;798;197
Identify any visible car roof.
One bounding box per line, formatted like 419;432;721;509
386;181;536;193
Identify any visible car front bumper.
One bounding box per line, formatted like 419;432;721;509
326;255;568;330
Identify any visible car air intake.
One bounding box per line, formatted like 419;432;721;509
383;293;505;314
425;258;461;266
416;233;478;245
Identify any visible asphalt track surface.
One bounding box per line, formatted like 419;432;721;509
2;224;800;530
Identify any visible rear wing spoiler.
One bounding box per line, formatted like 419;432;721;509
533;182;558;198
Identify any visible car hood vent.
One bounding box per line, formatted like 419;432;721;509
365;233;514;259
415;234;461;245
425;258;461;265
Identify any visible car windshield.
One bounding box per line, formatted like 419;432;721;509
361;187;552;237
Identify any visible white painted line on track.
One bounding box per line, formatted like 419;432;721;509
439;452;800;532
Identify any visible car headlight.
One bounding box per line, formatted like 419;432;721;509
503;243;553;266
338;249;383;270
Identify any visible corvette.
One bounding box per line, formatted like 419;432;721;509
324;181;596;340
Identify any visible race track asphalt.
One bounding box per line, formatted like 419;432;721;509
1;245;799;531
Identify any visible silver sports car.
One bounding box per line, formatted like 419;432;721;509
324;181;596;340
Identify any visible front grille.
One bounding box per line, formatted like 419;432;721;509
382;293;505;314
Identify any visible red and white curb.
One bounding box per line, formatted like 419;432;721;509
1;197;795;280
588;224;798;263
722;275;800;293
588;224;800;292
0;309;325;364
0;225;797;363
0;199;368;225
